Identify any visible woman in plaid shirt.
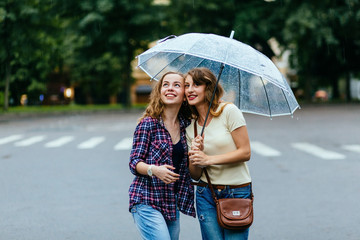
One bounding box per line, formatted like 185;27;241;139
129;72;196;240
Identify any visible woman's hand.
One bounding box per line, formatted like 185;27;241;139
188;149;211;168
152;165;180;184
191;135;204;151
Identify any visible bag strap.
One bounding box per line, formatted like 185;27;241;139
194;120;254;202
194;120;218;203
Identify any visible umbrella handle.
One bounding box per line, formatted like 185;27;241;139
200;30;235;135
200;63;225;136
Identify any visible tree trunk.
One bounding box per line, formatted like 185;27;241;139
332;76;339;100
345;72;351;102
3;57;10;111
123;40;133;109
304;74;313;102
3;2;10;111
109;95;117;105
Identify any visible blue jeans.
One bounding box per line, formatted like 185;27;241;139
131;204;180;240
196;182;252;240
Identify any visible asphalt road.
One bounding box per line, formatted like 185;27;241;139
0;104;359;240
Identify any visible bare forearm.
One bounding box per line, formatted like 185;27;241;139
208;148;251;165
189;147;251;167
189;162;203;180
135;161;151;176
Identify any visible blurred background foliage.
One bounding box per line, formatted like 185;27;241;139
1;0;359;110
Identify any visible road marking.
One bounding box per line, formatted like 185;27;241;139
0;135;23;145
45;136;75;148
251;141;281;157
77;137;105;149
292;142;346;160
14;136;46;147
114;138;133;150
342;145;360;153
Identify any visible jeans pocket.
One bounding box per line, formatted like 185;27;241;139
230;186;251;199
196;185;206;194
130;205;137;213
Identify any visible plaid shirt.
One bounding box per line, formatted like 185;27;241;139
128;115;195;221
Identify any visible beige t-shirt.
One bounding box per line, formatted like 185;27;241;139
186;103;251;185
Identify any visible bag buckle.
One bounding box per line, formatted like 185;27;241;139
232;211;240;216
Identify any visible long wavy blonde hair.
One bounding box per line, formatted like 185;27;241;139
139;72;192;121
185;67;228;119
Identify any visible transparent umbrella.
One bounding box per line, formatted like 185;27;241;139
137;31;300;123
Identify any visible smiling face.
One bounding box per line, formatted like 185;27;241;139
184;75;207;107
160;73;185;107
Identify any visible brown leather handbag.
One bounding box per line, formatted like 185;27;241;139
203;169;254;230
193;121;254;230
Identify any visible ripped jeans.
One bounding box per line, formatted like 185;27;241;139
196;182;251;240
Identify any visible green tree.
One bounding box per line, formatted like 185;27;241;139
57;0;164;106
165;0;237;38
277;0;360;100
0;0;61;109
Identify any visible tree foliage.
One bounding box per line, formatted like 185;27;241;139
55;0;164;105
275;0;360;100
0;0;61;109
1;0;359;109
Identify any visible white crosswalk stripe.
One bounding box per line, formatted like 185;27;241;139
251;141;281;157
114;137;133;150
342;144;360;153
0;133;357;159
0;135;23;145
77;137;105;149
292;142;346;160
45;136;75;148
14;136;46;147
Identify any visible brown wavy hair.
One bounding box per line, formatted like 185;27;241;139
139;72;192;121
185;67;228;118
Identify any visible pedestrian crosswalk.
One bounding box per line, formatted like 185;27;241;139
0;134;359;160
0;134;23;145
14;135;46;147
342;144;360;153
250;141;281;157
113;137;133;150
45;136;74;148
77;137;105;149
291;142;346;160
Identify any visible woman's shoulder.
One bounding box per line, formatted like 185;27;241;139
219;102;245;122
220;102;241;114
138;116;159;129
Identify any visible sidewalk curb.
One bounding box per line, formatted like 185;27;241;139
0;108;145;123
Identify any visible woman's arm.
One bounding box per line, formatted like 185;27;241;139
135;162;180;184
188;158;203;180
189;126;251;167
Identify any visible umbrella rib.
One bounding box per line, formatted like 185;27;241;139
260;77;272;118
191;57;208;69
150;53;185;80
177;55;200;72
137;51;163;66
281;88;293;116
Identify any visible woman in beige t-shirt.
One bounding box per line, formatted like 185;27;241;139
185;67;252;240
